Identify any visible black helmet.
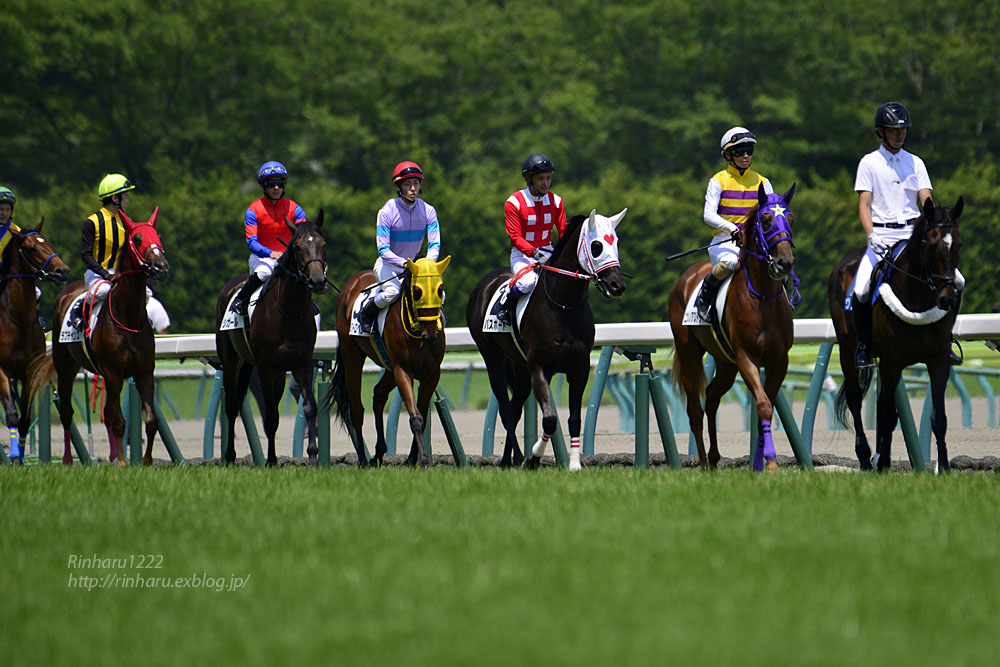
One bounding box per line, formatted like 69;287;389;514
875;102;911;129
521;153;555;177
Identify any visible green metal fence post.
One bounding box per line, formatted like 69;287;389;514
546;385;568;468
634;371;650;469
203;370;224;460
153;384;184;464
774;390;813;470
39;384;51;464
523;394;537;447
387;387;401;455
128;379;142;464
800;341;833;453
434;389;467;467
240;395;265;467
894;378;926;473
52;393;91;465
583;346;614;456
649;373;681;469
317;380;330;467
482;392;498;456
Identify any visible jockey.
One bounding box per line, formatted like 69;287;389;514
357;161;441;331
496;153;567;326
697;127;774;320
69;174;139;329
231;161;307;316
852;101;963;367
0;187;48;330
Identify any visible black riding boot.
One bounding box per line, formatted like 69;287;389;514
853;298;875;369
696;273;723;321
232;274;263;316
497;285;522;326
69;299;85;330
357;298;380;332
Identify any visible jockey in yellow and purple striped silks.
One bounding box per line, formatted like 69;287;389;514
696;127;774;320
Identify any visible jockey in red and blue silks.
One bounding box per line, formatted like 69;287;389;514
231;161;307;316
495;153;567;326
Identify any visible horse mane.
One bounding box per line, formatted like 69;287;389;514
551;215;587;258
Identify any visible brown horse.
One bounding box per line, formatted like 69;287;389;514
669;184;797;470
0;221;70;463
216;212;328;466
829;197;963;472
28;208;169;465
327;256;451;466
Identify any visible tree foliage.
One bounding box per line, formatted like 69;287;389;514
3;0;998;332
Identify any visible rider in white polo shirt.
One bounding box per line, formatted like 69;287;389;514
852;101;963;367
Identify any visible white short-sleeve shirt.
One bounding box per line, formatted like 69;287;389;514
854;145;932;226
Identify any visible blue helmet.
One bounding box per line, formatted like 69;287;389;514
257;161;289;182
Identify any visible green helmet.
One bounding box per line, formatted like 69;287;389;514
98;173;135;199
0;186;14;207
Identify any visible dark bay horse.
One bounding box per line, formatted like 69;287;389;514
0;221;70;462
669;184;798;470
216;212;328;466
328;256;451;466
28;208;169;465
829;197;963;472
466;210;628;470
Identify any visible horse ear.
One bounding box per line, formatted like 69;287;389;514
405;258;418;275
587;210;596;235
284;216;297;233
148;206;160;227
436;255;451;274
758;183;767;209
315;209;324;228
922;196;936;218
782;183;796;205
608;208;627;229
35;217;45;233
952;197;964;219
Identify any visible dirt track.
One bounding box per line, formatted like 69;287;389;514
89;396;1000;469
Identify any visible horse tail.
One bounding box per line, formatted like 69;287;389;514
326;346;351;427
25;349;56;409
834;366;873;432
670;348;706;404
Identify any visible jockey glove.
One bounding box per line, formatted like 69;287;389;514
866;232;889;256
730;229;742;247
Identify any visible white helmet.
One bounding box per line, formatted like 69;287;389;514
720;126;757;152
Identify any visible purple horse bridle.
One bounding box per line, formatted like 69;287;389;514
741;194;801;306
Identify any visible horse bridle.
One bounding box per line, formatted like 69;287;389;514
741;206;801;305
881;219;960;296
5;231;62;282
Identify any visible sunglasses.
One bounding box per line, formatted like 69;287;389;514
263;179;286;189
730;146;754;157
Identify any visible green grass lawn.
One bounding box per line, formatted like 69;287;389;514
2;466;998;665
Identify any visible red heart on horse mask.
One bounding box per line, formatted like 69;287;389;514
603;234;615;245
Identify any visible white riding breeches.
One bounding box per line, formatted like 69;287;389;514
707;236;740;272
249;255;278;282
510;248;540;294
372;258;404;308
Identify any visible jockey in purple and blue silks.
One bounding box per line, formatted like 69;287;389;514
357;161;442;331
697;127;774;320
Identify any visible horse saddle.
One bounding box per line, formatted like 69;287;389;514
844;242;906;311
681;274;735;327
219;283;265;331
482;282;533;334
348;291;393;368
58;289;108;344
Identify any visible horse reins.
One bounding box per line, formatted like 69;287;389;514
878;220;960;297
1;231;62;328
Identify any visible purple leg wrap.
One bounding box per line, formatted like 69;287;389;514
753;432;765;472
761;419;776;461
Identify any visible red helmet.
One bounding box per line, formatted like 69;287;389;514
392;161;424;185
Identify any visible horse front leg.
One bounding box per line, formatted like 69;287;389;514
292;365;319;464
392;366;425;467
102;377;127;466
737;354;777;472
705;363;739;470
413;370;439;467
928;360;950;473
134;374;159;466
523;366;555;470
370;372;397;466
565;364;590;471
874;365;902;473
0;373;21;464
260;371;285;467
221;362;249;465
54;360;79;465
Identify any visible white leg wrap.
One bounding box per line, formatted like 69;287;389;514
568;437;582;472
531;434;549;458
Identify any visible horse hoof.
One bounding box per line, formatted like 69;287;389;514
142;456;153;466
766;459;779;472
521;455;540;470
116;458;128;468
499;457;513;469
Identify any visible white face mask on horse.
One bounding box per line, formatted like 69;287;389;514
577;208;626;276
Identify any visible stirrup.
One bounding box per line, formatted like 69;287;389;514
855;344;875;369
231;297;248;316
